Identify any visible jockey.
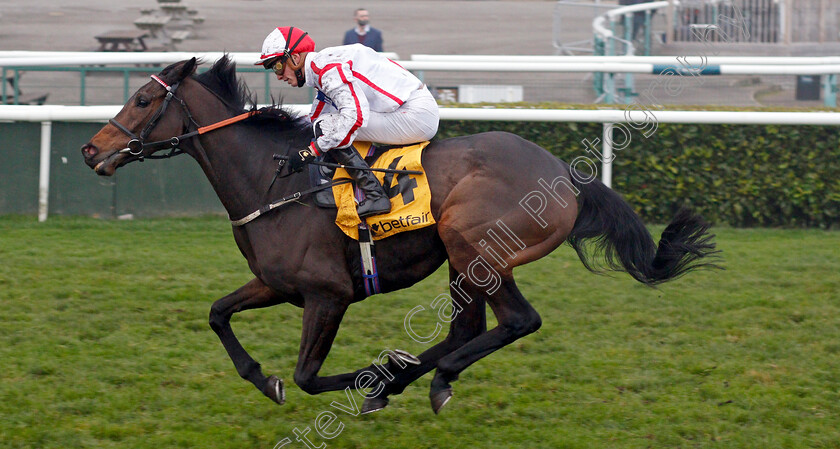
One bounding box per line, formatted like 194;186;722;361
256;26;440;218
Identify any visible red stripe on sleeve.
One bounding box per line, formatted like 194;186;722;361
311;100;326;120
334;67;364;147
314;63;343;86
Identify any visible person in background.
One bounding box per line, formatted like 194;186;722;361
618;0;657;42
342;8;384;52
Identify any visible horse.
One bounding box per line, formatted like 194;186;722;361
80;56;719;414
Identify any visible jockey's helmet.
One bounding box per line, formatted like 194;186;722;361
254;26;315;68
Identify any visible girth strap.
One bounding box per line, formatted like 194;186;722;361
230;179;352;227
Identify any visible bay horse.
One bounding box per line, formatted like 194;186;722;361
80;56;718;414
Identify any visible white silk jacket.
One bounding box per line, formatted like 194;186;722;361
303;44;424;151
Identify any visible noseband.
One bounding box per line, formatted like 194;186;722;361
108;74;200;161
108;74;266;163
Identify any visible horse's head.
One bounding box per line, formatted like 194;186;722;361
81;58;198;176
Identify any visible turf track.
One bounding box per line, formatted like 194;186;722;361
1;216;838;448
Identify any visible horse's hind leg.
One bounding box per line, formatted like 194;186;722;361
361;266;488;413
429;278;541;413
209;277;287;404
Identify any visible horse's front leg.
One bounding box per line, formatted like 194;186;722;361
292;296;363;395
209;277;288;404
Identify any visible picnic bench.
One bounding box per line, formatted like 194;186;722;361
94;29;150;52
170;30;191;43
187;9;205;25
159;3;190;20
137;0;204;30
133;15;171;39
132;0;204;47
2;70;49;105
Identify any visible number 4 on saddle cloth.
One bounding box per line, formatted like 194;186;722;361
309;141;436;241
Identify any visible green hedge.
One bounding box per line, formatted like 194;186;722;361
437;117;840;229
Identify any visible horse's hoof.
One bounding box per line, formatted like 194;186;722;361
361;396;389;414
389;349;421;366
430;388;453;414
262;375;285;405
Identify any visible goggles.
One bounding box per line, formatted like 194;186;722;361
265;55;289;75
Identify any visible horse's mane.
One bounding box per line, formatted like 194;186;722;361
191;55;311;136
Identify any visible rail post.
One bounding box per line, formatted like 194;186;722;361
80;68;87;106
824;74;837;108
123;69;131;103
38;121;52;222
602;122;613;188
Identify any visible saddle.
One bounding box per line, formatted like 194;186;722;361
309;140;435;241
308;140;434;296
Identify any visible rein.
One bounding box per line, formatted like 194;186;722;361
109;72;350;227
229;179;352;227
108;74;262;161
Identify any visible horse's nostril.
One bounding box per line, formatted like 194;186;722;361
81;143;98;158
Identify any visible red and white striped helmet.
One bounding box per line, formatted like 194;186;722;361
254;26;316;66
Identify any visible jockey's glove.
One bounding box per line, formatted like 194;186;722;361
289;147;316;172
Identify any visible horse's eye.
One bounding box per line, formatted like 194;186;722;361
136;97;150;108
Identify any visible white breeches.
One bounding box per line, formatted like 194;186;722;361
356;88;439;145
316;88;439;148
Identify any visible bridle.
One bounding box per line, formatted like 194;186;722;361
105;70;351;227
108;74;200;161
108;73;261;162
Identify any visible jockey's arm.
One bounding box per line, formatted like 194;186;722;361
312;61;370;153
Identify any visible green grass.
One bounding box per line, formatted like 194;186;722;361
1;216;839;449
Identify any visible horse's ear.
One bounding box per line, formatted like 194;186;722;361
157;58;199;85
177;57;198;81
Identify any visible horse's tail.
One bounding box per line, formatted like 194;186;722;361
566;173;720;286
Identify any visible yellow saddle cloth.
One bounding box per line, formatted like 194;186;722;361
333;141;435;241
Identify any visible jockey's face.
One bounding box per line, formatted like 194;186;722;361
275;54;300;87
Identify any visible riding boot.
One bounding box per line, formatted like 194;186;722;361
332;147;391;218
